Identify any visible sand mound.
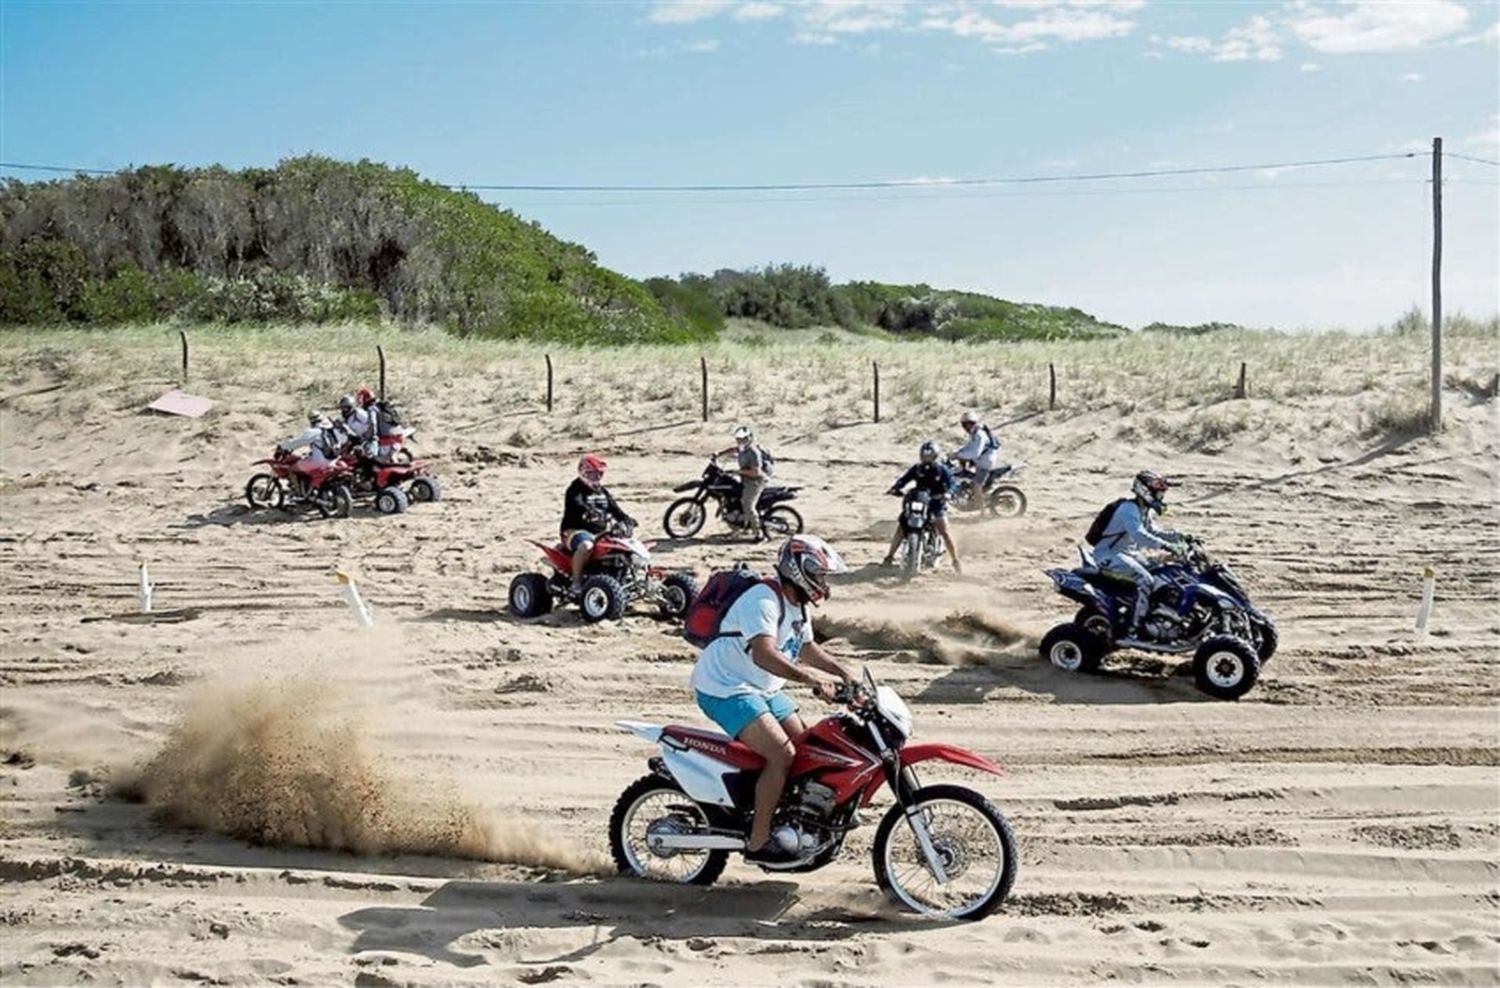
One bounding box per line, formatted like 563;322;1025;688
123;675;599;875
819;607;1035;666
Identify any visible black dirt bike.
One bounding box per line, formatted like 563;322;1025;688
662;458;804;539
951;460;1028;518
892;489;944;581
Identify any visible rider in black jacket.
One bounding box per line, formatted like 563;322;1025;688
561;454;637;592
881;440;962;574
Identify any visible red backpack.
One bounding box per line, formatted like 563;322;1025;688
682;566;784;648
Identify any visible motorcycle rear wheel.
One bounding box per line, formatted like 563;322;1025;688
988;485;1027;518
610;775;727;886
761;505;803;537
662;498;707;539
873;783;1018;920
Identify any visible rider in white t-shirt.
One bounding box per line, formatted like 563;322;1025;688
688;535;853;862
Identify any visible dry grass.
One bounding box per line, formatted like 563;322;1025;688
1;317;1494;450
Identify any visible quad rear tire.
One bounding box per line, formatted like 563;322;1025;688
408;476;443;503
1073;607;1115;643
1193;635;1260;700
580;574;627;623
1040;622;1105;674
508;572;554;618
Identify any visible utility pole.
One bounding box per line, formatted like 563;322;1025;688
1430;136;1443;432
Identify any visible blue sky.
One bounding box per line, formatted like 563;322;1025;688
3;0;1497;328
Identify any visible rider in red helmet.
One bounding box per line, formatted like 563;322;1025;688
560;454;637;593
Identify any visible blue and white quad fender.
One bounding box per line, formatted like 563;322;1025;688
1190;583;1244;615
1045;568;1113;613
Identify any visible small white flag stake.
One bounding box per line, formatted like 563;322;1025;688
336;570;375;629
138;562;154;614
1414;565;1436;635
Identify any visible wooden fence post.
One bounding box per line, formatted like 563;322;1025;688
700;356;709;423
1048;363;1057;410
178;330;189;383
377;345;387;400
1234;361;1248;399
873;361;880;423
545;354;554;413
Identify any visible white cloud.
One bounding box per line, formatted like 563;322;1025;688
647;1;733;25
791;31;838;45
1466;115;1500;154
923;5;1138;46
802;1;906;35
1400;71;1423;83
1455;20;1500;46
1299;61;1321;72
732;2;784;20
1289;1;1470;54
1161;14;1281;62
683;38;722;52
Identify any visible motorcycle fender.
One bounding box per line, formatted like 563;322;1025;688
657;745;737;807
901;743;1005;777
616;720;665;743
672;481;700;493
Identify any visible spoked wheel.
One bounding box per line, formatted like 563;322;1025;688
988;486;1027;518
245;473;283;510
662;498;707;539
315;483;354;519
873;784;1018;920
609;775;727;886
761;505;804;537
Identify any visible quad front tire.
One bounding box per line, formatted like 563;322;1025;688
579;574;627;623
375;486;410;515
1193;634;1260;700
408;476;443;503
658;573;699;620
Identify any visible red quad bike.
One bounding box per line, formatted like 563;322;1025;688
508;521;699;624
610;669;1019;920
244;450;355;518
348;450;444;516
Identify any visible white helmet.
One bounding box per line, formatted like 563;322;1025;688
960;410;979;428
776;534;846;605
733;425;754;446
1132;470;1172;513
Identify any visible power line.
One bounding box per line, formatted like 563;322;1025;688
1447;151;1500;167
0;151;1418;193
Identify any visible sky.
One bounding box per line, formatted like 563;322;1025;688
2;0;1497;329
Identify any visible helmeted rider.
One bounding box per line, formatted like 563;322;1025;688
277;412;349;489
688;534;854;863
356;386;403;464
560;454;637;593
337;393;377;485
1092;471;1185;638
882;440;963;574
714;425;771;542
951;410;1003;492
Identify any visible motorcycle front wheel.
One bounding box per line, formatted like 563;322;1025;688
900;532;921;582
245;473;283;510
609;775;727;886
662;497;707;539
873;783;1018;920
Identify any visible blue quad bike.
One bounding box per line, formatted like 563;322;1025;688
1040;537;1277;700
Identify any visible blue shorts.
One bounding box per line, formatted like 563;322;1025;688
696;690;798;740
566;531;596;552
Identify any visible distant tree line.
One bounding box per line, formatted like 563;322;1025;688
0;158;700;343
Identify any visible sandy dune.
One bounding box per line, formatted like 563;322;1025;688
1;336;1497;985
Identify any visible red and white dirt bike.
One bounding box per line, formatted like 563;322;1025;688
508;520;699;623
244;449;356;518
610;669;1018;920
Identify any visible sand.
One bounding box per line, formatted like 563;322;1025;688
1;340;1497;986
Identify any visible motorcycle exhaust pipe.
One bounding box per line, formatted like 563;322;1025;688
647;834;746;851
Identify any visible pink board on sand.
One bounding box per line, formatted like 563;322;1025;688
147;390;213;418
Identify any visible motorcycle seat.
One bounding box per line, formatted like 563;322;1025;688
661;725;766;770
